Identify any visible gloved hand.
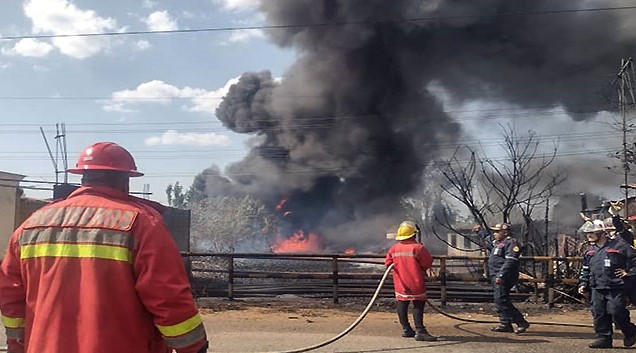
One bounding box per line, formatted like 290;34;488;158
608;201;623;216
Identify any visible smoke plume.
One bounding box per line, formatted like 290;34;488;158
205;0;636;250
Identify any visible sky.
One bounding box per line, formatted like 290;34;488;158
0;0;294;202
0;0;634;211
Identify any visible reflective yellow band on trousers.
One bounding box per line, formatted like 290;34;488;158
20;243;132;263
1;315;24;329
157;313;203;337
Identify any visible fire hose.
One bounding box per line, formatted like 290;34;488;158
262;263;594;353
0;264;593;353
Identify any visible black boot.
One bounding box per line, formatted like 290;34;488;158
491;324;514;333
402;327;415;338
588;338;613;349
415;327;438;342
624;330;636;347
514;322;530;334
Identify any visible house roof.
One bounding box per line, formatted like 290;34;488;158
0;171;26;181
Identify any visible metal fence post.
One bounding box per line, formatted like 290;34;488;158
332;256;339;304
547;258;555;308
228;255;235;300
440;258;447;307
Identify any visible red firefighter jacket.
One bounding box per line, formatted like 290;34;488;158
385;239;433;301
0;186;207;353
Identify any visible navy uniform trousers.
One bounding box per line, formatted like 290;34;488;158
492;276;527;327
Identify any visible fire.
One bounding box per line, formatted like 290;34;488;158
271;230;322;253
344;248;355;255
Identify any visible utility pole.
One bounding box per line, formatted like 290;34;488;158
40;123;69;184
614;58;636;218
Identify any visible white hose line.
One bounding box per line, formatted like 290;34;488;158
263;263;395;353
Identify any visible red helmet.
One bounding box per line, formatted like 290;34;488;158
67;142;144;177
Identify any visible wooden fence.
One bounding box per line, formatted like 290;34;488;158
182;253;582;307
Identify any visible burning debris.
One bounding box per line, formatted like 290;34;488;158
271;230;322;254
198;0;636;252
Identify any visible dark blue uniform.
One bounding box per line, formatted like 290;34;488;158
610;215;636;307
488;236;528;329
579;238;636;343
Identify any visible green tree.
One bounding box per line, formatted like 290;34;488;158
166;182;188;209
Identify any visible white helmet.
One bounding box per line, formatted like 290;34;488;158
579;220;605;233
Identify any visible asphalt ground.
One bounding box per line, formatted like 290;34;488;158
1;298;629;352
198;298;625;353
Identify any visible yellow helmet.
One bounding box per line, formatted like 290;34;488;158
396;221;418;241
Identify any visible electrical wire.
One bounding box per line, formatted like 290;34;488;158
1;5;635;41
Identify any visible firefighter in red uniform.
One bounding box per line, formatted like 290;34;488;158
385;221;437;341
0;142;208;353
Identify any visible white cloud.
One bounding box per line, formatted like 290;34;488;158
223;29;264;44
145;130;230;146
2;38;54;57
143;11;178;31
23;0;123;59
103;77;240;114
135;40;152;51
0;62;10;70
215;0;260;11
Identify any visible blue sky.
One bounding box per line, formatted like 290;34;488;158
0;0;295;202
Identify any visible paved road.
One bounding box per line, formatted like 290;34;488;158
0;299;624;352
201;299;613;353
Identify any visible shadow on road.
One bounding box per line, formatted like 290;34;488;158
330;341;463;353
445;323;551;343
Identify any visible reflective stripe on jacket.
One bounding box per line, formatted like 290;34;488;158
385;239;433;301
0;186;206;353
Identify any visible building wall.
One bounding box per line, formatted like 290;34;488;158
0;172;24;259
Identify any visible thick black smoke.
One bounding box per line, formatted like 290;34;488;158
207;0;636;250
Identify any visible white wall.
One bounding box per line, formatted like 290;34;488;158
0;172;24;259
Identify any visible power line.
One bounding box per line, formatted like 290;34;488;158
0;77;615;101
14;146;621;181
0;107;624;136
0;5;635;41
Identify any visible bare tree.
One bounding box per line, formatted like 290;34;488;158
189;195;277;253
437;125;565;255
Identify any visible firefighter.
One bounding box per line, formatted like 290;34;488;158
0;142;208;353
579;220;636;349
487;223;530;334
607;201;635;246
385;221;437;341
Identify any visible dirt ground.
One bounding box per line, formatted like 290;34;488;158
197;297;629;353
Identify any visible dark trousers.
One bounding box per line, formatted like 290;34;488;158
397;300;425;331
624;276;636;306
492;277;527;326
591;288;635;340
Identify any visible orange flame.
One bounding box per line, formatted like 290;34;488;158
271;230;322;253
344;247;355;255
